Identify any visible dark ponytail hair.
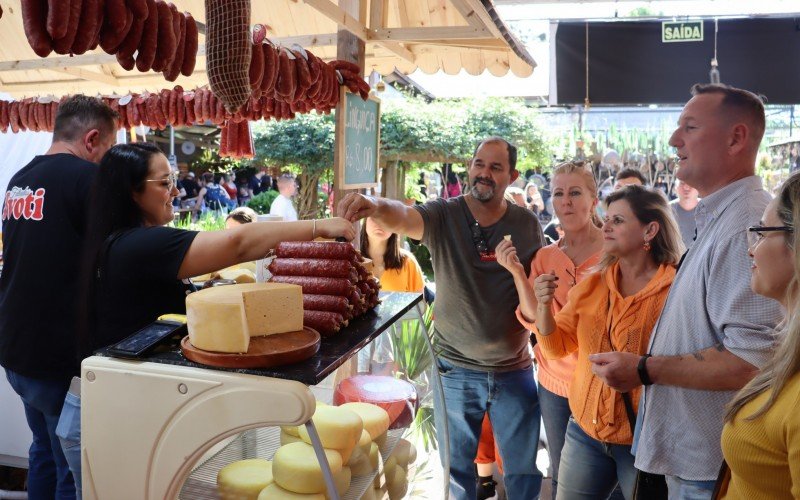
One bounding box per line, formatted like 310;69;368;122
77;142;164;359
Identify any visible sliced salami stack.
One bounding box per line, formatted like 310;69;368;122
269;241;381;337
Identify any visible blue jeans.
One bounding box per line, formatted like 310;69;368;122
665;475;716;500
56;391;82;500
434;357;542;500
556;419;637;500
538;384;571;499
5;369;76;500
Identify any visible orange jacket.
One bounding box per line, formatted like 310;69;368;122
534;262;676;444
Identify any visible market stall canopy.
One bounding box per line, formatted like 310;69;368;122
0;0;535;98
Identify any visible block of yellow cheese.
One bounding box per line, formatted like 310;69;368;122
217;459;273;500
186;283;303;353
272;442;343;495
298;405;364;451
257;483;324;500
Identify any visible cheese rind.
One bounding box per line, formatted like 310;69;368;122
298;405;364;450
257;483;324;500
272;442;343;494
217;459;273;500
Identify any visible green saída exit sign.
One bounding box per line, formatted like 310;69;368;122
662;21;704;43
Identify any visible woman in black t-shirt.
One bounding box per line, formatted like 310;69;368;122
81;143;355;353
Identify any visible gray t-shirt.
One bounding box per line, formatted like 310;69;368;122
669;199;697;249
415;196;544;372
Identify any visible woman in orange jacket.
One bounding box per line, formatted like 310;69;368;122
496;185;684;499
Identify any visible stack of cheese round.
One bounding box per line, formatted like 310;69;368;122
272;442;345;495
334;375;418;429
379;438;417;500
217;458;273;500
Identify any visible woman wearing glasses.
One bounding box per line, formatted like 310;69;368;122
718;172;800;499
496;185;683;499
79;143;354;356
475;161;605;499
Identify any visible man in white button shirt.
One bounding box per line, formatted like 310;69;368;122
589;83;783;499
269;173;298;222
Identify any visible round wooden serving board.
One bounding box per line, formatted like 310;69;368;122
181;327;320;369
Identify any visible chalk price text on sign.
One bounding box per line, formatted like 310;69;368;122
662;21;704;43
345;144;374;175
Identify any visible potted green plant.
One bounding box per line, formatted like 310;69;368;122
404;182;425;206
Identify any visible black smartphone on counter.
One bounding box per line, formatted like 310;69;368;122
107;320;187;359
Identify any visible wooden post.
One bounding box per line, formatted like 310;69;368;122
333;0;366;217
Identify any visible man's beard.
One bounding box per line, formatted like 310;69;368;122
470;178;496;202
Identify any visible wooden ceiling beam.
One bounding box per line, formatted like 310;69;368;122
374;41;415;63
46;67;120;86
369;0;388;29
451;0;505;39
292;0;370;41
447;0;490;30
373;26;490;41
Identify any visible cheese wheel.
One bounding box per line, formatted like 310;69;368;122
357;429;371;456
390;439;417;467
337;402;390;441
348;447;372;476
374;431;388;448
334;376;418;429
280;430;303;446
384;455;398;476
359;486;378;500
257;483;324;500
370;442;382;488
272;442;343;494
217;459;273;500
281;425;300;438
216;268;257;283
386;466;408;500
329;465;351;499
298;405;364;450
186;283;303;353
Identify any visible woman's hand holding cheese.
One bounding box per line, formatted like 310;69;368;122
495;239;525;277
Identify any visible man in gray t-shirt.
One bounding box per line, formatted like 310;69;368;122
669;178;699;248
340;137;545;500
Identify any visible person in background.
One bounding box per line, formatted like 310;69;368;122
446;170;463;199
360;217;424;293
194;173;231;215
592;83;784;498
504;186;527;208
181;171;199;199
339;137;545;500
270;173;299;222
222;173;239;207
236;176;251;206
669;177;700;249
0;95;118;500
525;182;545;214
475;161;605;499
613;168;647;191
260;171;273;194
501;185;682;498
248;169;267;198
225;206;258;229
719;172;800;499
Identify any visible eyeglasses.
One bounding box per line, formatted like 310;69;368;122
747;225;793;248
470;220;489;256
145;171;179;191
566;267;577;286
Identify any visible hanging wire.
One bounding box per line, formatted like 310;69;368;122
584;22;591;110
709;18;720;83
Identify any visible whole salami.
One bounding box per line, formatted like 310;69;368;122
275;241;357;262
269;276;354;297
303;294;352;317
205;0;252;113
303;310;346;337
181;12;198;77
22;0;53;57
269;258;357;281
135;0;159;72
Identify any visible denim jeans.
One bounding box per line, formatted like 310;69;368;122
665;475;716;500
434;357;542;500
56;390;82;500
5;369;76;500
538;384;571;499
556;419;637;500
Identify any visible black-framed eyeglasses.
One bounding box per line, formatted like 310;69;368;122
470;220;489;256
747;226;793;248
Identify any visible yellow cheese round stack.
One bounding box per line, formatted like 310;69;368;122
390;438;417;468
186;283;303;353
256;483;324;500
216;458;273;500
272;442;343;495
280;430;303;446
298;405;364;451
337;402;390;441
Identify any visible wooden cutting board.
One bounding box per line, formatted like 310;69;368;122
181;327;320;369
